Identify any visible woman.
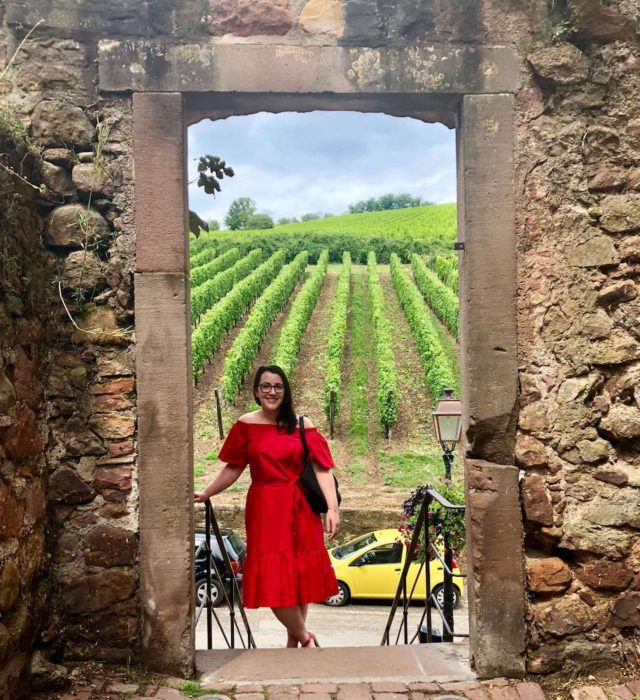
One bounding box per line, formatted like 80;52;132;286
194;365;340;648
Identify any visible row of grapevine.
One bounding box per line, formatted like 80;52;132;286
219;251;309;403
191;251;286;379
191;249;263;325
430;253;459;294
324;252;351;424
367;252;397;434
411;254;459;338
190;248;240;289
390;254;457;400
190;246;218;269
189;236;211;255
271;250;329;377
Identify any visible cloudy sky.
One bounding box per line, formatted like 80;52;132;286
187;111;456;227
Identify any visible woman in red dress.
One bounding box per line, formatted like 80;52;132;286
194;365;340;648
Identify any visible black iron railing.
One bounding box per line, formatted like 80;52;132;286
195;501;256;649
381;487;467;646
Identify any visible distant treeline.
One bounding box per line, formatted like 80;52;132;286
348;193;428;214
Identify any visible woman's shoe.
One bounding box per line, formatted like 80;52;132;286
301;632;320;648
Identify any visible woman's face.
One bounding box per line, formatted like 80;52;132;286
256;371;286;412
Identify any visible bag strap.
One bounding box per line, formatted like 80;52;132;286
298;415;310;457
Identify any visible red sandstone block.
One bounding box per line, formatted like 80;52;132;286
442;681;481;691
515;683;546;700
300;684;338;694
267;685;299;694
236;695;265;700
271;694;301;700
371;683;408;693
407;684;440;693
154;688;184;699
606;686;634;700
482;679;509;687
465;691;489;700
337;683;373;700
570;688;609;700
372;694;407;700
235;685;266;694
488;688;519;700
301;694;331;700
624;681;640;694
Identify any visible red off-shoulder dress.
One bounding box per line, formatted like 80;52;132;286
218;420;339;609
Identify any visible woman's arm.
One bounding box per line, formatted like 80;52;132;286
314;462;340;540
194;464;245;503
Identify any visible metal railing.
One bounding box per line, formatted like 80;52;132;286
195;501;256;649
381;487;467;646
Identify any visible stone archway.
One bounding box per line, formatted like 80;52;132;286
115;42;525;678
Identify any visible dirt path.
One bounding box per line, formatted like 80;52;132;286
290;267;338;432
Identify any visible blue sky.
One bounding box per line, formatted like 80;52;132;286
187;111;456;226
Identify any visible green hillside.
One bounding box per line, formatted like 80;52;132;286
191;204;457;263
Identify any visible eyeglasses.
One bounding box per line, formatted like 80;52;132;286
258;382;285;394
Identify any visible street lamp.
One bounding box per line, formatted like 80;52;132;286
431;388;462;481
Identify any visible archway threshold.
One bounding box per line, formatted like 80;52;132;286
196;643;474;686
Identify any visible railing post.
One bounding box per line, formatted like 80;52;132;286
204;502;213;650
443;532;454;642
424;491;433;643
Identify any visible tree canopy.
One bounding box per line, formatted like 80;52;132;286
348;193;429;214
225;197;257;230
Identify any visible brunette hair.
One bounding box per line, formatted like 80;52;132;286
253;365;297;433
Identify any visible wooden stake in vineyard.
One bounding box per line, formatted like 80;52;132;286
214;388;224;439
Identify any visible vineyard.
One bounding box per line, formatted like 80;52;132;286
190;205;460;512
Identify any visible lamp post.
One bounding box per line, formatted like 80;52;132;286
431;388;462;481
430;388;462;642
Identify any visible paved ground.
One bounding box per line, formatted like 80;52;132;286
195;599;469;649
39;669;640;700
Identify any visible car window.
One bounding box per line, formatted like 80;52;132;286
332;533;377;559
225;532;245;556
355;543;402;566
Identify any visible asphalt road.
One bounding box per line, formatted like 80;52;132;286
196;595;469;649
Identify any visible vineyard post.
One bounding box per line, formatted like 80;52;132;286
214;388;224;439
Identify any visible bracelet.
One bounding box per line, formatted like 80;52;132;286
328;507;339;512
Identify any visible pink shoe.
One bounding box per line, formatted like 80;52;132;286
301;632;320;648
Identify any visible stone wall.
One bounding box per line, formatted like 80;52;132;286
0;0;639;690
0;115;50;696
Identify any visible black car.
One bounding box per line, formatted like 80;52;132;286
194;529;246;608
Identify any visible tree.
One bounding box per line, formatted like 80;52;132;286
189;154;234;236
225;197;257;230
301;212;322;221
208;219;220;231
347;193;429;214
246;213;274;229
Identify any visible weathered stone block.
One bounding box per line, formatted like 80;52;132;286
600;195;640;234
515;434;547;467
0;482;25;540
44;204;110;249
611;592;640;628
534;595;597;638
526;557;572;593
0;561;20;612
207;0;292;36
62;251;106;292
94;466;132;494
561;510;633;557
40;161;74;197
0;368;17;412
299;0;344;36
576;561;633;591
90;377;135;395
3;405;42;458
89;412;135;439
583;490;640;529
522;475;554;526
600;403;640;440
70;307;128;346
84;525;137;567
568;236;619;267
527;44;589;84
568;0;637;43
64;569;136;613
72;162;117;198
48;468;95;504
31;100;94;147
587;331;640;365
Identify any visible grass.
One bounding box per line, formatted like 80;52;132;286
178;680;227;697
346;269;375;457
347;460;367;484
378;451;445;488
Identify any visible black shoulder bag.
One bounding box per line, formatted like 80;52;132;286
297;415;341;514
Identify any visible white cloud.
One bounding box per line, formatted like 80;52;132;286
188;111;456;226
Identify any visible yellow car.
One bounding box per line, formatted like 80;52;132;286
325;528;464;608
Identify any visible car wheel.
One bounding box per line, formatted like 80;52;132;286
431;584;460;609
195;577;224;608
324;581;351;607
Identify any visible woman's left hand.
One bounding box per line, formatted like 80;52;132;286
325;508;340;541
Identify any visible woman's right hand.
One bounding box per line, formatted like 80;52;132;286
194;491;210;503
